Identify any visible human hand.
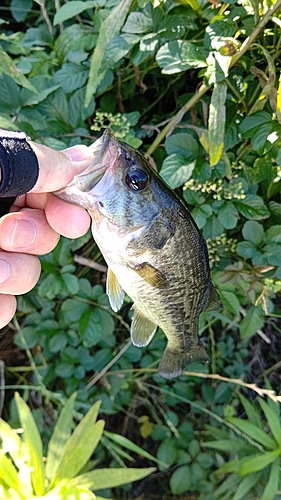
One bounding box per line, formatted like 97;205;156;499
0;142;93;328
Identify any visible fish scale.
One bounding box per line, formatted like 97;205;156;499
55;130;222;379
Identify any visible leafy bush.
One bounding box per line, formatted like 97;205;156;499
1;0;281;498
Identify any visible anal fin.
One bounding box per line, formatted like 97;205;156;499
131;306;158;347
106;268;124;312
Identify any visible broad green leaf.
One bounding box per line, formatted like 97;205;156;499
85;0;133;106
265;225;281;243
68;467;155;490
170;465;191;494
10;0;33;22
208;81;227;167
122;10;154;34
54;1;96;25
0;46;37;93
156;40;206;74
242;220;264;245
227;417;276;450
160;154;195;189
239;306;264;340
54;64;89;93
218;202;238;229
235;195;269;220
203;215;224;239
236;241;257;259
46;393;77;483
258;398;281;447
50;401;103;487
232;472;261;500
79;308;103;347
220;291;240;316
165;132;199;157
239;450;280;476
260;458;280;500
15;393;45;496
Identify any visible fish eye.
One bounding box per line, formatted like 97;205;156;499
125;168;148;192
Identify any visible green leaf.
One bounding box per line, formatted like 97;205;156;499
80;308;103;347
232;472;261;500
235;195;269;220
258;398;281;447
236;241;257;259
122;10;153;34
85;0;133;106
68;467;155;490
170;465;191;494
265;225;281;244
242;221;264;246
156;40;206;74
160;154;195;189
54;63;89;92
218;202;238;229
203;439;253;453
202;215;224;239
240;307;265;340
239;394;263;430
260;458;280;500
165;132;199;157
227;417;276;450
208;81;227;167
11;0;33;22
15;393;45;496
103;431;162;466
0;46;37;93
46;393;77;484
239;450;280;476
50;401;103;488
54;1;96;25
220;291;240;316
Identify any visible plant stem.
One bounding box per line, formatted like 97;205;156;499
146;0;281;156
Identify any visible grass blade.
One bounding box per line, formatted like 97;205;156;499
46;392;77;484
68;467;155;490
15;393;45;496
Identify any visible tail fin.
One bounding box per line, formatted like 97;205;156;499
158;344;209;379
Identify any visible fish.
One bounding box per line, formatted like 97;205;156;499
55;129;222;379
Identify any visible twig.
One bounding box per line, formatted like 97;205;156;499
85;339;132;390
74;254;107;273
40;0;53;36
104;368;281;402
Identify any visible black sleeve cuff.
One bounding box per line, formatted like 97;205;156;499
0;129;39;198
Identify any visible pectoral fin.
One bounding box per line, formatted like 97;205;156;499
128;262;167;288
106;268;124;312
205;284;222;312
131;306;158;347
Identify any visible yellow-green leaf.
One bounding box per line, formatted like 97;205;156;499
15;393;45;496
208;81;227;167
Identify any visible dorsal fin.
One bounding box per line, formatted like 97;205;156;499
205;284;222;312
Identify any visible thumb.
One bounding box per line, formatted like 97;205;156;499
29;142;95;193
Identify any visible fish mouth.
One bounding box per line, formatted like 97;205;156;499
74;129;113;192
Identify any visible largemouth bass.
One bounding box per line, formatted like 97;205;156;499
55;130;221;378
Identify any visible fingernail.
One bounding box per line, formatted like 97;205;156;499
0;259;11;284
62;145;91;162
10;219;36;249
